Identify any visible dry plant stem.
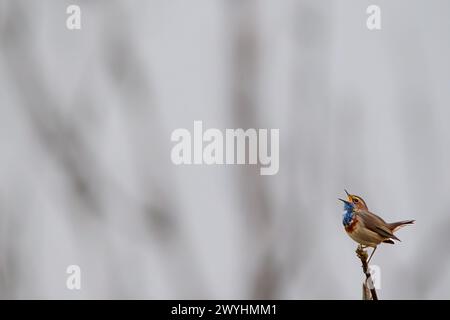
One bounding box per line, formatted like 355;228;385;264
356;245;379;300
362;283;371;300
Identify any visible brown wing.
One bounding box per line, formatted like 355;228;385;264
355;210;400;241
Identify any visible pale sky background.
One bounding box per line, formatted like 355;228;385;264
0;0;449;299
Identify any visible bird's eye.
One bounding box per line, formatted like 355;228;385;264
353;198;359;203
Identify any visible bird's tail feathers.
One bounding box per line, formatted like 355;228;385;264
389;220;415;232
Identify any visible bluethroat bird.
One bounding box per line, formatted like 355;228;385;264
339;190;414;263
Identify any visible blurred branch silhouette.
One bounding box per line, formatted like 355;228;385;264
0;0;448;299
356;245;378;300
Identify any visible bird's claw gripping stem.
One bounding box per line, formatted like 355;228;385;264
356;245;368;261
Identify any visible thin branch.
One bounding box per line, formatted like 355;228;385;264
356;245;378;300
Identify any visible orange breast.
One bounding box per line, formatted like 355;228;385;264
345;216;358;233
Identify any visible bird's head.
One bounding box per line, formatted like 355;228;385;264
339;190;368;212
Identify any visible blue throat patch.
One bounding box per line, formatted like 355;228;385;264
342;202;354;226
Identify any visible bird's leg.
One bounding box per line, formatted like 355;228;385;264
367;246;377;265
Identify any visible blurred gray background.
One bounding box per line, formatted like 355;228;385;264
0;0;449;299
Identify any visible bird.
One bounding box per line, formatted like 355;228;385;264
339;190;414;264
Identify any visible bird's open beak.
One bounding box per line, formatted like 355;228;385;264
338;198;351;205
344;189;352;201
